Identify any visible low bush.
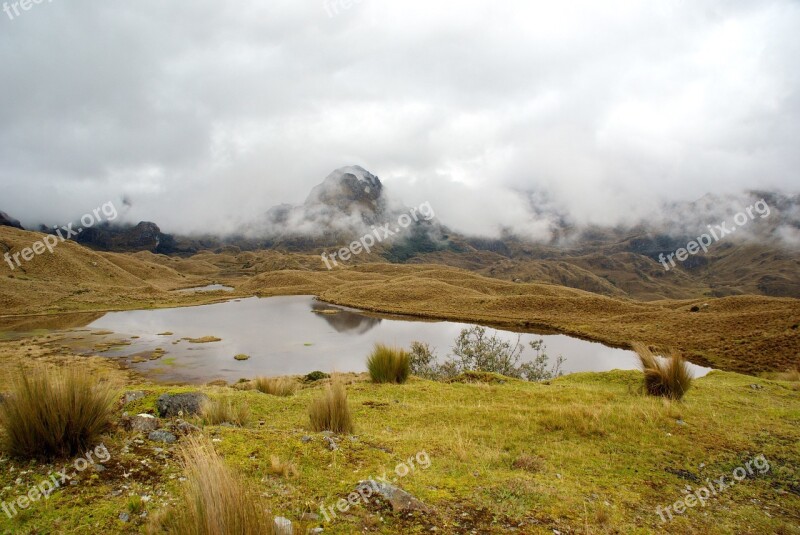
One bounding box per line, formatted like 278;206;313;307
367;344;410;384
634;343;693;400
148;437;272;534
0;366;116;458
254;377;298;397
308;379;353;434
202;397;251;426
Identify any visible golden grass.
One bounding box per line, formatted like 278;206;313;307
366;343;410;384
202;397;251;426
148;437;272;534
268;455;298;479
254;377;298;397
308;379;353;434
633;343;693;400
0;365;116;458
763;368;800;382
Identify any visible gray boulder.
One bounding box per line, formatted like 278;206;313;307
157;392;208;417
356;480;431;513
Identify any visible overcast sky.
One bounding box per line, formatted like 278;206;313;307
1;0;798;237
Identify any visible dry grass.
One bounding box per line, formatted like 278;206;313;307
268;455;298;479
0;366;116;458
366;344;410;384
308;379;354;434
254;377;298;397
202;397;251;426
763;368;800;382
148;437;272;534
633;343;693;400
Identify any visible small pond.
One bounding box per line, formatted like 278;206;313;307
11;295;711;384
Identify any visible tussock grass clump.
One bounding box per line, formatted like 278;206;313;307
367;344;410;384
763;369;800;382
254;377;298;397
308;379;353;434
0;366;116;458
202;397;251;426
148;437;272;534
633;343;693;400
269;455;299;479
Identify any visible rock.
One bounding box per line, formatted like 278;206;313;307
300;512;320;522
750;384;763;390
175;421;201;435
323;436;338;451
148;430;177;444
129;414;159;433
0;211;23;230
308;529;324;534
119;512;130;522
123;391;146;404
676;419;686;426
273;516;293;534
157;392;208;417
356;480;431;513
301;436;313;443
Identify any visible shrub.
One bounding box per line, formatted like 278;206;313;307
0;366;116;458
409;341;440;379
367;344;410;384
633;343;693;400
254;377;298;397
303;371;330;383
414;327;565;381
308;379;353;434
148;437;272;534
202;397;251;426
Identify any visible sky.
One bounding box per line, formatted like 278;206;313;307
1;0;798;238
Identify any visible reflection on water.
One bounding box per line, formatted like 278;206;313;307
310;302;381;334
1;296;713;384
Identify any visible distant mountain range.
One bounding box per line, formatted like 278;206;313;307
2;166;798;300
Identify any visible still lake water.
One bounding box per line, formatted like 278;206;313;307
73;295;711;383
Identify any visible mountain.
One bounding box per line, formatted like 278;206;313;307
0;211;23;230
22;167;800;300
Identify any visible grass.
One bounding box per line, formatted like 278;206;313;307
202;396;252;426
234;353;250;361
366;344;410;384
254;376;299;397
763;368;800;382
0;365;798;534
308;378;354;434
634;343;694;400
0;365;116;458
148;437;273;534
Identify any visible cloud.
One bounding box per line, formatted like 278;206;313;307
0;0;798;239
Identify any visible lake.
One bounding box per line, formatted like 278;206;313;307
24;295;711;383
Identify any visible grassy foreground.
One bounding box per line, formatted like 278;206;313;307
0;344;797;534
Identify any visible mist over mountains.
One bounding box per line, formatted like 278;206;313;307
2;165;798;300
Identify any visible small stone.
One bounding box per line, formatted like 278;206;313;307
128;414;160;433
176;421;201;435
119;512;130;522
301;436;313;443
308;529;324;534
300;512;320;522
676;419;686;426
323;436;338;451
157;392;208;417
273;516;293;534
123;391;145;404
